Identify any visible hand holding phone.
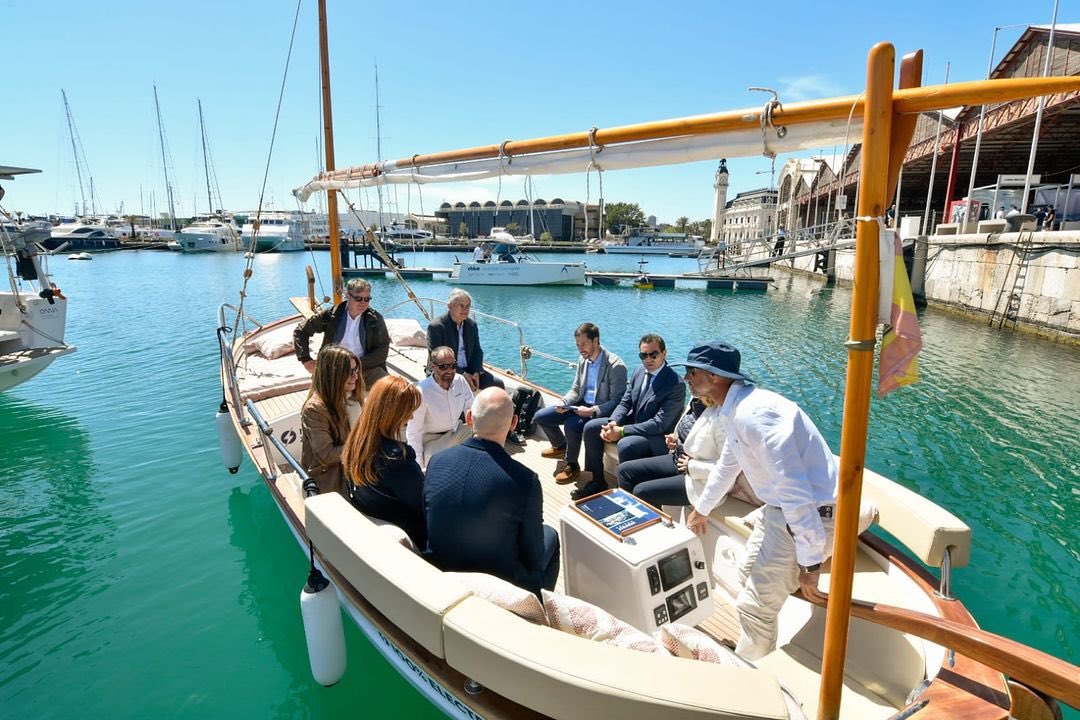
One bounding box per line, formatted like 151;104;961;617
556;404;571;414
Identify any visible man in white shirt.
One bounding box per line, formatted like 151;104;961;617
684;340;838;661
407;346;475;467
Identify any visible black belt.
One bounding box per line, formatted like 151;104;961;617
771;504;835;518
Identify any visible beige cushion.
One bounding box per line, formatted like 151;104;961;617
448;572;547;625
543;590;667;655
861;467;970;567
304;493;472;658
367;516;418;553
443;596;791;720
385;318;428;347
245;321;298;359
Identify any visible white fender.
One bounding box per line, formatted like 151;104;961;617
216;408;242;473
300;576;346;686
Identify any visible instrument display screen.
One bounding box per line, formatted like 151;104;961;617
657;548;692;590
666;585;698;622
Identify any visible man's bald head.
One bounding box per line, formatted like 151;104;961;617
469;387;516;441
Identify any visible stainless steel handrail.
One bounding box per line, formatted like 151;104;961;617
381;295;578;379
245;398;317;497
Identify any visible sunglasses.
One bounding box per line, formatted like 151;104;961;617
348;366;359;376
348;294;371;302
638;350;661;360
433;362;456;371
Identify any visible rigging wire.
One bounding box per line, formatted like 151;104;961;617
232;0;304;337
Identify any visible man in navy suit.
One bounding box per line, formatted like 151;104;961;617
424;387;560;596
571;333;686;500
426;288;504;391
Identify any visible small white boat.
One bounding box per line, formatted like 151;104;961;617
605;228;705;255
67;252;93;260
451;244;586;285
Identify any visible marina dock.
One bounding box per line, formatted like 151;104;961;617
341;265;772;289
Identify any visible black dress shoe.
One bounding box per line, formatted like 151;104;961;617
571;480;608;501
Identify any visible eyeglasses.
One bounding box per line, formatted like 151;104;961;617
433;362;456;371
348;366;359;376
348;294;371;302
639;350;661;360
684;367;700;378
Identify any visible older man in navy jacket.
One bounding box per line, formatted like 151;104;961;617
427;288;504;391
571;333;686;500
424;387;560;596
534;322;627;482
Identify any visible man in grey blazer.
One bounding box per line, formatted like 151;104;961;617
533;323;627;482
573;333;686;500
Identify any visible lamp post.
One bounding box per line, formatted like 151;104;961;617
1022;1;1061;213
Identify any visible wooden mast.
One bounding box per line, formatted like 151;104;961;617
317;0;342;304
817;44;925;720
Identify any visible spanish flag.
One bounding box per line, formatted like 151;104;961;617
878;229;921;397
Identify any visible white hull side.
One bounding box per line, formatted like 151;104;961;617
176;231;241;253
0;346;76;391
605;245;700;254
452;262;586;285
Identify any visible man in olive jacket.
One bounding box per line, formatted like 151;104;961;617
293;278;390;388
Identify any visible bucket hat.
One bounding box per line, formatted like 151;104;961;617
670;340;754;384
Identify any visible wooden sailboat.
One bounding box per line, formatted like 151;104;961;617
216;5;1080;717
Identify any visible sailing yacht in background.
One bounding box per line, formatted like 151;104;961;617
175;100;241;253
153;86;182;251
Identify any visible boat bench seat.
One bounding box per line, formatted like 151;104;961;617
305;493;472;659
443;595;792;720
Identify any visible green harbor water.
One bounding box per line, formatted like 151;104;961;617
1;249;1077;719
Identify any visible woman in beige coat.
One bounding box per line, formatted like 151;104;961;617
301;344;365;495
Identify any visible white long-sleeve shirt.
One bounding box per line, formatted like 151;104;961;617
406;373;474;460
694;382;838;566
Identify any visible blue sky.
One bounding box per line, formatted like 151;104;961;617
3;0;1073;223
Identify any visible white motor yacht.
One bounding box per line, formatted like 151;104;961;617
241;212;306;252
1;166;76;391
47;217;121;251
175;214;242;253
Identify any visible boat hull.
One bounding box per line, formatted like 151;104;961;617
0;345;76;391
605;245;700;255
251;236;306;253
176;231;240;253
451;261;586;285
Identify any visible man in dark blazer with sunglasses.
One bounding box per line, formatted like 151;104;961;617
570;333;686;500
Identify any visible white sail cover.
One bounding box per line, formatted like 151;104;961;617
293;117;863;202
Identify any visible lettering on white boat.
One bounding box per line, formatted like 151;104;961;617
378;632;485;720
280;430;297;445
38;306;58;315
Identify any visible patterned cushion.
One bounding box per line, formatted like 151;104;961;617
448;572;547;626
657;623;809;720
541;590;667;654
244;322;299;359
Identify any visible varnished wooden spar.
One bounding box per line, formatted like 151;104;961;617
309;75;1080;183
317;0;342;304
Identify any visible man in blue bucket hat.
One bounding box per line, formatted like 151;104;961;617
675;339;839;661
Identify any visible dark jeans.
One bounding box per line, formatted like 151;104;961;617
533;405;590;465
582;416;668;479
541;524;561;591
616;453;691;508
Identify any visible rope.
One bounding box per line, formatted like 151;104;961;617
584;127;604;243
749;88;787;159
231;0;304;338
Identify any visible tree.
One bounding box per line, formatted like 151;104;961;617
125;214;139;241
539;231;553;243
675;216;689;234
605;202;646;233
505;221;520;235
458;221;469;239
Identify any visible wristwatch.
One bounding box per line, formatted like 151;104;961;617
798;563;821;574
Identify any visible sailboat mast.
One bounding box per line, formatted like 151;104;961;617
61;89;91;216
198;99;214;214
153;85;178;232
317;0;342;302
374;62;385;234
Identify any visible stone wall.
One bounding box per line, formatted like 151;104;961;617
782;231;1080;341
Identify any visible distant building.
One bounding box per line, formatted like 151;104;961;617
720;187;778;247
436;199;601;240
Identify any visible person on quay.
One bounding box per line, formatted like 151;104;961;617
406;345;475;468
1044;205;1057;231
995;206;1006;220
533;322;627;477
772;226;786;257
424;387;560;596
683;340;838;661
293;278;390;389
426;288;504;391
300;344;365;496
342;375;427;548
571;333;686;501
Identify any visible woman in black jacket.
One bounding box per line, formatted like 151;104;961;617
341;375;427;547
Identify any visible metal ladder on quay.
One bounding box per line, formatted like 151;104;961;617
988;230;1034;330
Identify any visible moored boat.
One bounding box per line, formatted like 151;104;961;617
451;244;586;286
1;166;76;391
175;214;241;253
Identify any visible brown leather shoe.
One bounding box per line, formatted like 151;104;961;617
554;465;583;485
541;446;566;459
